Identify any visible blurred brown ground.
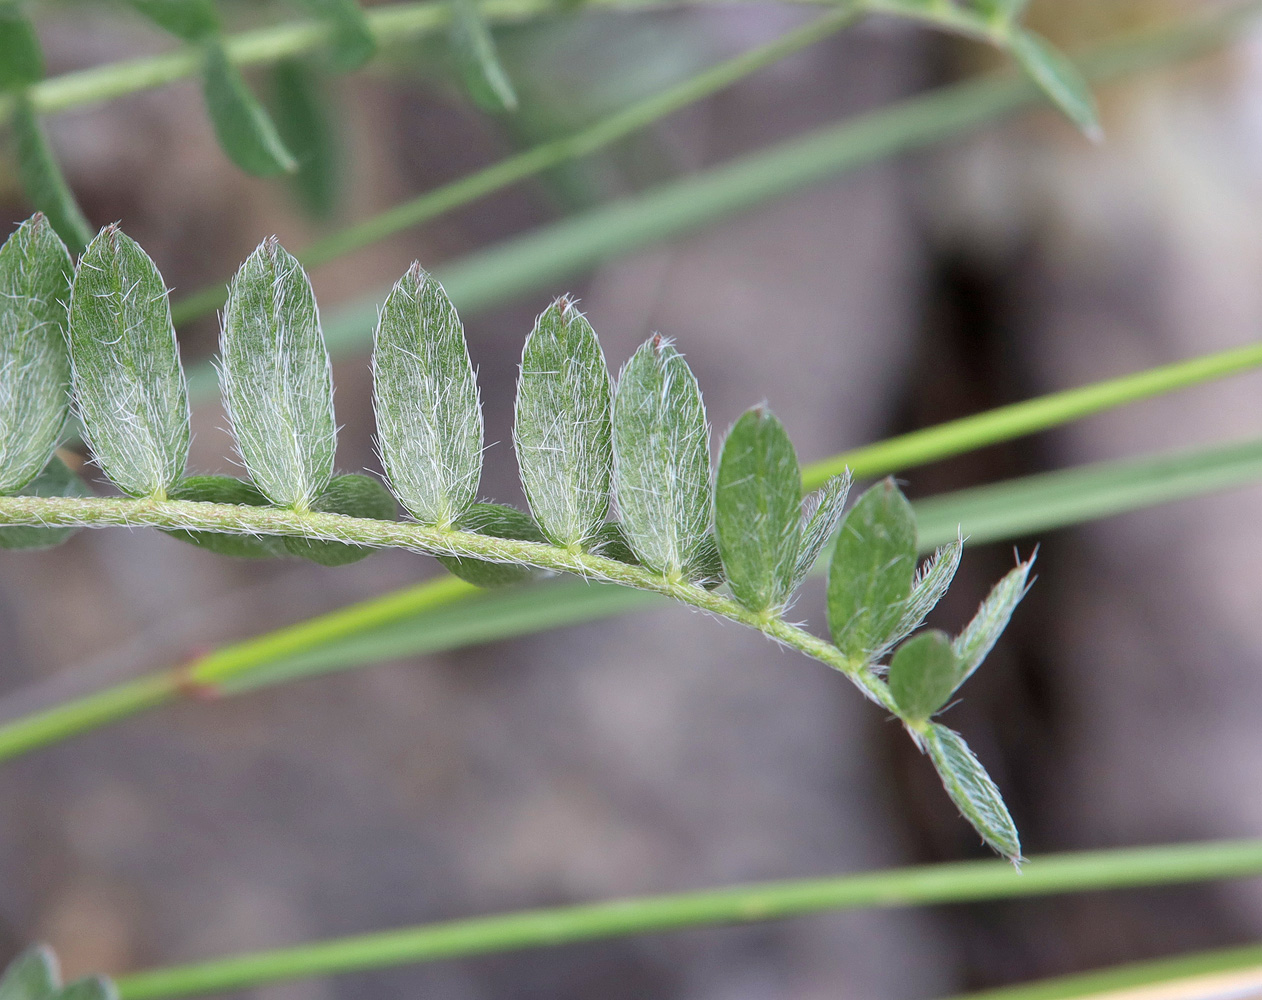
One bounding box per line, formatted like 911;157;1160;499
3;2;1262;997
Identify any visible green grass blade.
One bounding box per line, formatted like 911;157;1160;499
111;840;1262;1000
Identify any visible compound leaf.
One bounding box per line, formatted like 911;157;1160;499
220;237;335;509
714;406;801;612
203;41;297;176
826;478;917;662
925;722;1021;862
284;473;397;565
888;629;959;722
437;502;548;587
953;556;1034;686
68;225;189;497
165;475;288;558
373;264;481;526
514;297;612;548
0;214;73;494
613;336;712;581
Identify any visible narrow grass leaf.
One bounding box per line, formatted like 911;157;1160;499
220;237;335;508
12;98;92;254
891;536;963;646
295;0;375;71
373;264;481;526
0;455;90;550
888;629;960;723
271;59;341;220
449;0;517;113
68;225;189;497
165;475;288;558
826;478;917;662
1009;30;1101;140
125;0;218;41
953;556;1034;686
925;722;1021;862
714;406;801;612
515;297;612;548
791;471;851;591
437;502;548;587
0;945;58;1000
0;214;72;494
0;4;43;89
56;979;116;1000
613;336;712;580
203;41;297;177
284;473;397;565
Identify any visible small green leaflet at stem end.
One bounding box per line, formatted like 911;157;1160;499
925;722;1022;864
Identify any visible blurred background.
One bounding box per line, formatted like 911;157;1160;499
3;0;1262;996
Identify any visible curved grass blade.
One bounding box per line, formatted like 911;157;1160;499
270;59;341;219
437;502;548;587
0;4;44;89
826;478;917;662
165;475;288;558
68;225;189;497
283;473;397;565
714;406;801;612
1009;29;1101;140
925;722;1021;862
514;297;612;549
202;41;297;177
220;237;335;509
373;264;482;526
449;0;517;113
0;214;72;494
0;455;90;551
612;336;712;581
12;97;92;254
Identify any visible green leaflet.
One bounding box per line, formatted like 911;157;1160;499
202;41;297;177
0;946;58;1000
890;536;963;647
514;297;612;548
164;475;288;558
49;981;114;1000
449;0;517;113
12;97;93;255
220;238;336;509
925;723;1021;862
126;0;219;41
826;478;917;662
1009;30;1101;140
271;58;342;219
283;473;398;565
888;629;959;723
0;214;73;494
954;557;1034;686
68;225;189;498
790;471;850;592
0;455;90;550
294;0;375;71
437;502;548;587
373;264;481;526
714;407;801;612
0;3;43;89
612;337;713;581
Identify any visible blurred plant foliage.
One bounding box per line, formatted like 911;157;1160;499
2;0;1262;998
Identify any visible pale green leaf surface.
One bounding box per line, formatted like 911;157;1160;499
0;455;90;550
888;629;959;722
925;722;1021;862
612;337;712;580
1010;30;1101;139
0;946;58;1000
449;0;517;113
56;979;116;1000
889;536;963;647
0;5;43;89
271;59;341;220
295;0;375;71
826;478;917;661
12;98;92;255
202;41;297;177
514;297;612;548
126;0;219;41
68;225;189;497
283;473;397;565
220;237;335;508
165;475;288;558
790;471;851;592
0;214;72;494
953;557;1034;686
437;502;549;587
714;407;801;612
373;264;481;526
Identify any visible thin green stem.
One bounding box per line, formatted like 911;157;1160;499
110;839;1262;999
0;493;893;712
